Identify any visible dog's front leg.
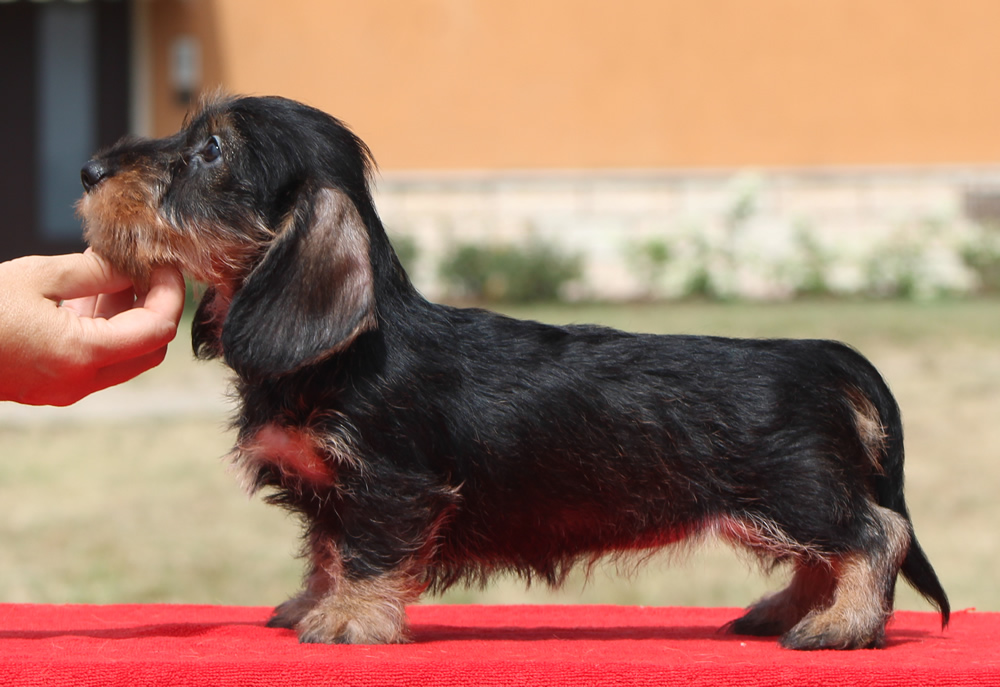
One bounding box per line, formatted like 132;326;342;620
295;564;423;645
271;532;426;645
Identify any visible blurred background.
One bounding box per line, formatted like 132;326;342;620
0;0;997;616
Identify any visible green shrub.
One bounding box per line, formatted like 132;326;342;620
865;242;922;299
863;219;951;300
626;239;672;299
439;241;583;303
962;225;1000;294
681;233;725;300
791;224;833;298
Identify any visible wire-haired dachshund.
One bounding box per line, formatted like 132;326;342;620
78;95;949;649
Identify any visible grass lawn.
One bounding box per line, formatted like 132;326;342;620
1;298;997;616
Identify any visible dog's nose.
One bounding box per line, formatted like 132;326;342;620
80;160;110;192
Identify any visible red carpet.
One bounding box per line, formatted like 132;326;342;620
0;603;992;686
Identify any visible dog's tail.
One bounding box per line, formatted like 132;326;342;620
850;354;950;629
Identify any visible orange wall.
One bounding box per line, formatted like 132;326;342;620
150;0;1000;171
148;0;225;133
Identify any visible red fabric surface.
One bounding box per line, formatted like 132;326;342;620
0;603;992;686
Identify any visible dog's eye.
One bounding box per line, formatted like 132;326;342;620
200;136;222;164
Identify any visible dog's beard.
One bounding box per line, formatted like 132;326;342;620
79;187;269;293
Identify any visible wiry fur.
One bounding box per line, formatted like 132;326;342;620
78;94;950;650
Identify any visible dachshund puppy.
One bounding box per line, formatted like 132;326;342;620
78;95;949;649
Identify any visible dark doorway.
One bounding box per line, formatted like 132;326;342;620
0;0;131;262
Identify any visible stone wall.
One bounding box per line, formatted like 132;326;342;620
374;167;1000;300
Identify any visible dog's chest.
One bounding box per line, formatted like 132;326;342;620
232;423;337;490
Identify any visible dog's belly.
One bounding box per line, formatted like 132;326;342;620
442;476;703;567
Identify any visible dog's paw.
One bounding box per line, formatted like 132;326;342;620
725;610;793;638
778;610;886;650
725;591;813;638
266;593;316;630
295;604;410;645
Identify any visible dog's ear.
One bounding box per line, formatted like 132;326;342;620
222;187;377;378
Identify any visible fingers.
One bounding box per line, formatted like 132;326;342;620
61;288;136;319
52;257;186;386
38;251;133;303
0;252;187;406
30;345;169;407
60;262;185;320
59;294;101;318
91;345;171;395
80;266;185;367
94;287;139;320
137;265;186;322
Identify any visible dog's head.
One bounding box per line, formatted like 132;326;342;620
78;95;393;378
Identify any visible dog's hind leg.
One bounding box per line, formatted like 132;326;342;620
724;504;910;649
727;560;836;637
778;505;911;650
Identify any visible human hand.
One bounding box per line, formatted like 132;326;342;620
0;251;185;406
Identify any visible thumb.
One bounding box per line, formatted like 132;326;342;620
38;251;133;303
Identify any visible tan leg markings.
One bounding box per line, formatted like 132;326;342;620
781;507;910;649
